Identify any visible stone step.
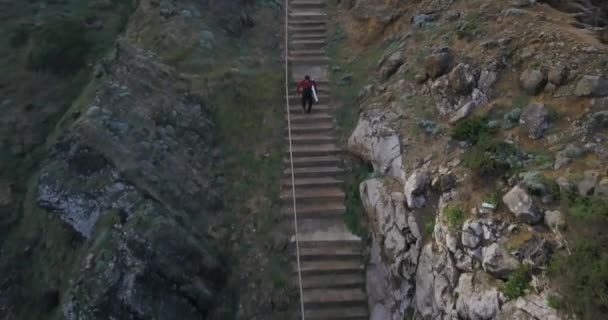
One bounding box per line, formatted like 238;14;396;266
284;144;341;157
289;20;326;28
287;112;333;123
290;49;326;56
305;305;368;319
283;166;343;178
286;133;336;144
295;259;365;276
290;39;326;50
291;33;326;41
289;12;327;21
296;274;365;290
302;288;367;307
281;176;342;188
288;104;331;113
287;122;334;134
284;155;340;168
294;242;363;259
280;187;344;206
290;0;326;10
289;25;328;34
288;94;330;103
281;203;345;219
289;56;331;64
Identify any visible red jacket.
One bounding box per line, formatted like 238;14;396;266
297;79;317;93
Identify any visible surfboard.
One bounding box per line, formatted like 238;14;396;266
312;84;319;103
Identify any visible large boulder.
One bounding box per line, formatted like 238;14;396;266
403;169;430;209
503;185;542;224
481;243;520;279
498;294;562;320
425;49;452;79
520;103;551;140
377;50;404;81
348;110;406;182
574;75;608;97
448;63;480;95
455;272;502;320
519;69;547;95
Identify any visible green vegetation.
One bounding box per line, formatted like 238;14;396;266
547;295;563;310
463;136;521;177
563;192;608;218
344;163;372;239
451;116;492;144
503;264;530;300
27;19;92;75
456;10;483;41
424;220;435;235
445;204;465;230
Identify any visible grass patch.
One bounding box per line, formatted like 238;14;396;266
27;18;92;75
445;204;465;230
563;192;608;218
344;162;373;239
424;220;435;235
503;264;530;300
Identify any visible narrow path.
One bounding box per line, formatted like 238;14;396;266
283;1;369;319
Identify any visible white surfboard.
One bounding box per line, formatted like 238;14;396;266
312;84;319;103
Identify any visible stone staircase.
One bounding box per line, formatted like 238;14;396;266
282;0;369;319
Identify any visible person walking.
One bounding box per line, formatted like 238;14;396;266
296;75;317;113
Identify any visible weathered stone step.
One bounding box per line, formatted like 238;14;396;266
287;123;334;135
294;242;363;259
281;185;344;198
282;203;345;219
289;20;326;28
290;39;326;50
283;166;343;178
289;26;328;34
302;288;367;307
305;305;368;319
291;33;326;41
284;155;340;168
294;274;365;290
288;104;331;113
287;113;333;124
289;12;327;21
286;133;336;144
288;94;330;103
284;144;341;157
290;0;326;10
281;176;342;188
289;56;331;64
290;49;326;56
295;259;364;276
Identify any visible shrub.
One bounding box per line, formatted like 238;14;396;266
549;238;608;316
563;192;608;218
425;220;435;235
503;264;530;300
27;18;91;75
451;116;492;144
9;24;30;48
445;204;465;230
464;136;521;177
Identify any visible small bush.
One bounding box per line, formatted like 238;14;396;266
27;18;91;75
451;116;492;144
464;136;521;177
549;238;608;316
563;192;608;218
445;204;465;230
547;295;563;310
503;264;530;300
424;220;435;235
9;24;30;48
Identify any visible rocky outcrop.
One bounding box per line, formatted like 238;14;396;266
403;169;430;209
36;41;225;319
455;272;502;320
520;103;551;140
348;109;406;182
503;186;542;224
360;178;421;319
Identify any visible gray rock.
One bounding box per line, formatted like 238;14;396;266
503;185;542;224
412;14;434;29
481;243;520;279
548;64;569;85
450;89;487;123
449;63;480;95
590;111;608;130
519;69;547;95
404;169;430;208
520;103;551;139
478;70;497;93
553;144;583;169
575;75;608;97
544;210;566;230
512;0;536;7
455;272;502;320
377;51;404;81
461;219;482;249
432;173;456;192
578;170;600;196
425;49;452;79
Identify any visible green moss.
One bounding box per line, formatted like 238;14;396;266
445;204;465;230
27;18;92;75
503;264;530;300
344;163;372;239
424;220;435;235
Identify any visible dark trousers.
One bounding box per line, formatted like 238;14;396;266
301;88;313;113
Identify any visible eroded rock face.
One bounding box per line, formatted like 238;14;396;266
348;109;406;182
520;103;551;140
519;69;547;95
36;42;225;319
455;272;502;320
481;243;520;279
360;178;421;319
503;185;542;224
403;169;430;209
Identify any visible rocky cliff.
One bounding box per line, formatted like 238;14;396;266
0;0;283;319
331;0;608;319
